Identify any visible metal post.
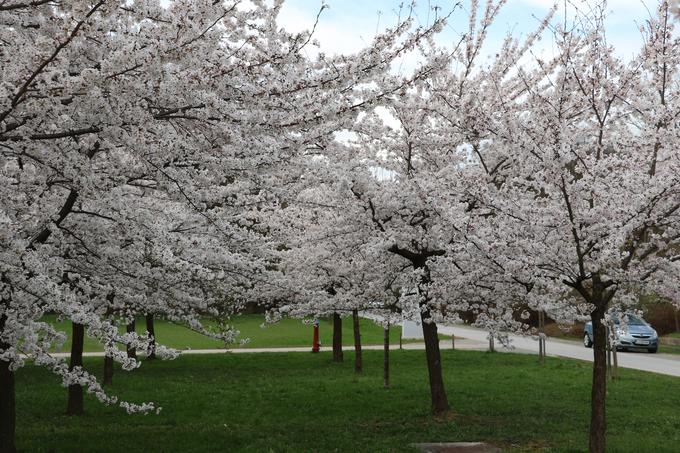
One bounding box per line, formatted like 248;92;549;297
610;321;618;380
606;325;612;381
539;310;546;364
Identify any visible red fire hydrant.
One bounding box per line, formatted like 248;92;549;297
312;319;320;353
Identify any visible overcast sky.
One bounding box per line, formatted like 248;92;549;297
277;0;661;66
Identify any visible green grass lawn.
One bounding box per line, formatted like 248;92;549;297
659;340;680;355
44;314;404;352
660;345;680;354
15;349;680;452
661;331;680;354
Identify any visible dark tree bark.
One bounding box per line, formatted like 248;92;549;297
589;308;607;453
0;356;15;453
66;322;84;416
6;164;94;444
420;305;450;414
103;353;114;386
145;314;156;360
102;304;115;384
332;312;343;362
383;325;390;389
126;319;136;359
352;309;362;374
386;245;450;415
568;273;614;453
0;310;16;453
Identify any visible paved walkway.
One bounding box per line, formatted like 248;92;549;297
49;323;680;377
49;338;485;358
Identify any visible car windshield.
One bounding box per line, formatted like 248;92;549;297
613;315;646;326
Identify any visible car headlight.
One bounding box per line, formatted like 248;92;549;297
651;329;658;338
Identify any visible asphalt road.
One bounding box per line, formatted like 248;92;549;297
441;323;680;377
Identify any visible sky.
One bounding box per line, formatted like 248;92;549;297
277;0;662;66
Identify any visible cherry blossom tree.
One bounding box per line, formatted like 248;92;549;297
0;1;453;450
459;2;680;451
271;166;411;374
320;0;558;414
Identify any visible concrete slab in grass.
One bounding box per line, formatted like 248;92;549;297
412;442;502;453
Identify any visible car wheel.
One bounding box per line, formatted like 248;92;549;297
584;333;593;348
648;347;658;354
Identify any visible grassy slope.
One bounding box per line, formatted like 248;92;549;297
45;314;403;352
16;350;680;452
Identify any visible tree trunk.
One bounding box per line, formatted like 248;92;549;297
589;311;608;453
488;334;495;353
0;355;15;453
332;312;343;362
0;282;16;451
352;309;362;374
103;337;114;386
420;306;450;414
0;311;16;453
103;354;113;386
126;319;136;359
383;325;390;389
66;322;84;416
675;307;679;333
145;314;156;360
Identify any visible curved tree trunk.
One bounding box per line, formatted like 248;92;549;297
332;312;343;362
145;314;156;360
383;325;390;388
126;319;136;359
420;305;450;414
352;309;362;374
386;248;449;415
589;309;607;453
66;322;84;416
